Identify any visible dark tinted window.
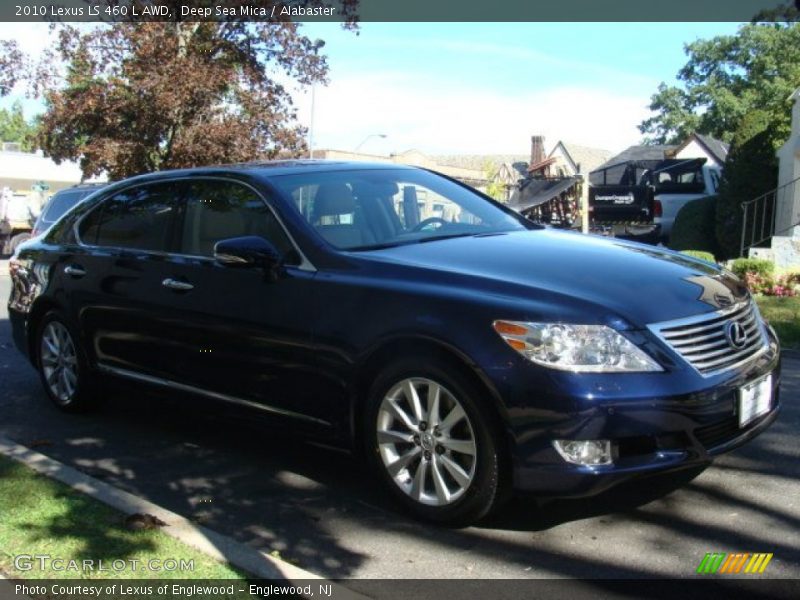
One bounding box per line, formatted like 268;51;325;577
42;191;85;222
79;183;178;252
179;179;295;261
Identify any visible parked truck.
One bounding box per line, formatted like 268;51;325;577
588;157;721;244
1;187;43;256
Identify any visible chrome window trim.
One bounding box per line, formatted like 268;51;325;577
647;300;770;378
97;363;330;427
72;175;316;272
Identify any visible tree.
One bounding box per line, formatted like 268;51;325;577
715;110;779;259
34;19;334;180
0;101;38;150
483;162;507;202
639;23;800;147
0;40;26;97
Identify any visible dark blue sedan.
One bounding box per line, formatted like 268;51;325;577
7;161;780;524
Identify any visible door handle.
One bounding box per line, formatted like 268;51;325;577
162;278;194;291
64;264;86;277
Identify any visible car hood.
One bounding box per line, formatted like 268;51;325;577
357;229;749;327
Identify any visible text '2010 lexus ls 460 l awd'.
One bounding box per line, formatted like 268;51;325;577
8;161;780;524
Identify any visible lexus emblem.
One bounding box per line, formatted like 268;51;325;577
725;321;748;350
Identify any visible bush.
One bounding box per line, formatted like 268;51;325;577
730;257;775;279
680;250;716;263
745;272;797;297
715;110;779;259
668;195;720;256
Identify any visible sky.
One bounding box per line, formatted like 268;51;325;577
0;21;743;157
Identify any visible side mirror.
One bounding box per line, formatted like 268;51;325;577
214;236;283;281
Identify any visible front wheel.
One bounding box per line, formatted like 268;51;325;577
365;358;504;525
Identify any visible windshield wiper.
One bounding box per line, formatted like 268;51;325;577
416;233;476;244
348;233;478;252
347;241;416;251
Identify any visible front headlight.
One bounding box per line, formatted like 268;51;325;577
493;320;663;373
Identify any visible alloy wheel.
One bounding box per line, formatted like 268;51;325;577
376;377;477;506
40;321;79;405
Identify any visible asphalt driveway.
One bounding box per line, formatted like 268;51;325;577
1;260;798;581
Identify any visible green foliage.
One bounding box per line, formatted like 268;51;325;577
715;110;779;259
680;250;716;263
756;296;800;349
730;257;775;279
0;100;37;150
483;161;508;202
668;195;720;256
639;22;800;147
0;455;244;579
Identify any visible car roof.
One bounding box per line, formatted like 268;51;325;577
98;160;418;189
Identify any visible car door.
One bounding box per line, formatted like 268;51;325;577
147;178;334;431
75;181;185;376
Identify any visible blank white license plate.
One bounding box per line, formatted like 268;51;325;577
738;373;773;428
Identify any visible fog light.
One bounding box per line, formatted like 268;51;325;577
553;440;613;466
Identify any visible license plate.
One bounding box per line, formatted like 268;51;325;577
738;373;773;428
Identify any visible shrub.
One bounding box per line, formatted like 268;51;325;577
730;257;775;279
745;272;797;297
680;250;716;263
715;110;779;259
668;195;720;257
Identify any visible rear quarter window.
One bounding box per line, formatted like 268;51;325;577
41;191;85;222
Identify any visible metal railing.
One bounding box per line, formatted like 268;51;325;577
740;176;800;257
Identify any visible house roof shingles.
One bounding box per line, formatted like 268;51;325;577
430;154;529;173
594;144;678;172
555;142;614;175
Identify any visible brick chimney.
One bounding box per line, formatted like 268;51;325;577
530;135;545;166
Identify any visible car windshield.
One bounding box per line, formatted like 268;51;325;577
272;168;529;250
41;191;89;223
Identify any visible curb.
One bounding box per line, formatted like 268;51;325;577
0;436;367;599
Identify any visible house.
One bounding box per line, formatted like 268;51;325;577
493;161;529;190
547;141;614;179
594;134;728;173
594;144;679;172
770;87;800;267
510;135;613;229
314;148;490;190
667;133;729;169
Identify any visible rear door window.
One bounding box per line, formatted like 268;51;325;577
79;183;179;252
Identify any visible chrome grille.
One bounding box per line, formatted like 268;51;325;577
650;302;768;376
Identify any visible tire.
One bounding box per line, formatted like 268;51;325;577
36;310;96;412
364;357;504;526
8;232;31;255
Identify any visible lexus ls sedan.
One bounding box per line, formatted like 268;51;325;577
8;161;780;524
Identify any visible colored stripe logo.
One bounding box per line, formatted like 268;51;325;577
697;552;773;574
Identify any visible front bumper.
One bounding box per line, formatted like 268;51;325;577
506;330;781;497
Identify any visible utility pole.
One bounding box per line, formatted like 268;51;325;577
308;83;315;159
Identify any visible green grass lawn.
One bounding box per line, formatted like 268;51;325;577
756;296;800;350
0;454;245;580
